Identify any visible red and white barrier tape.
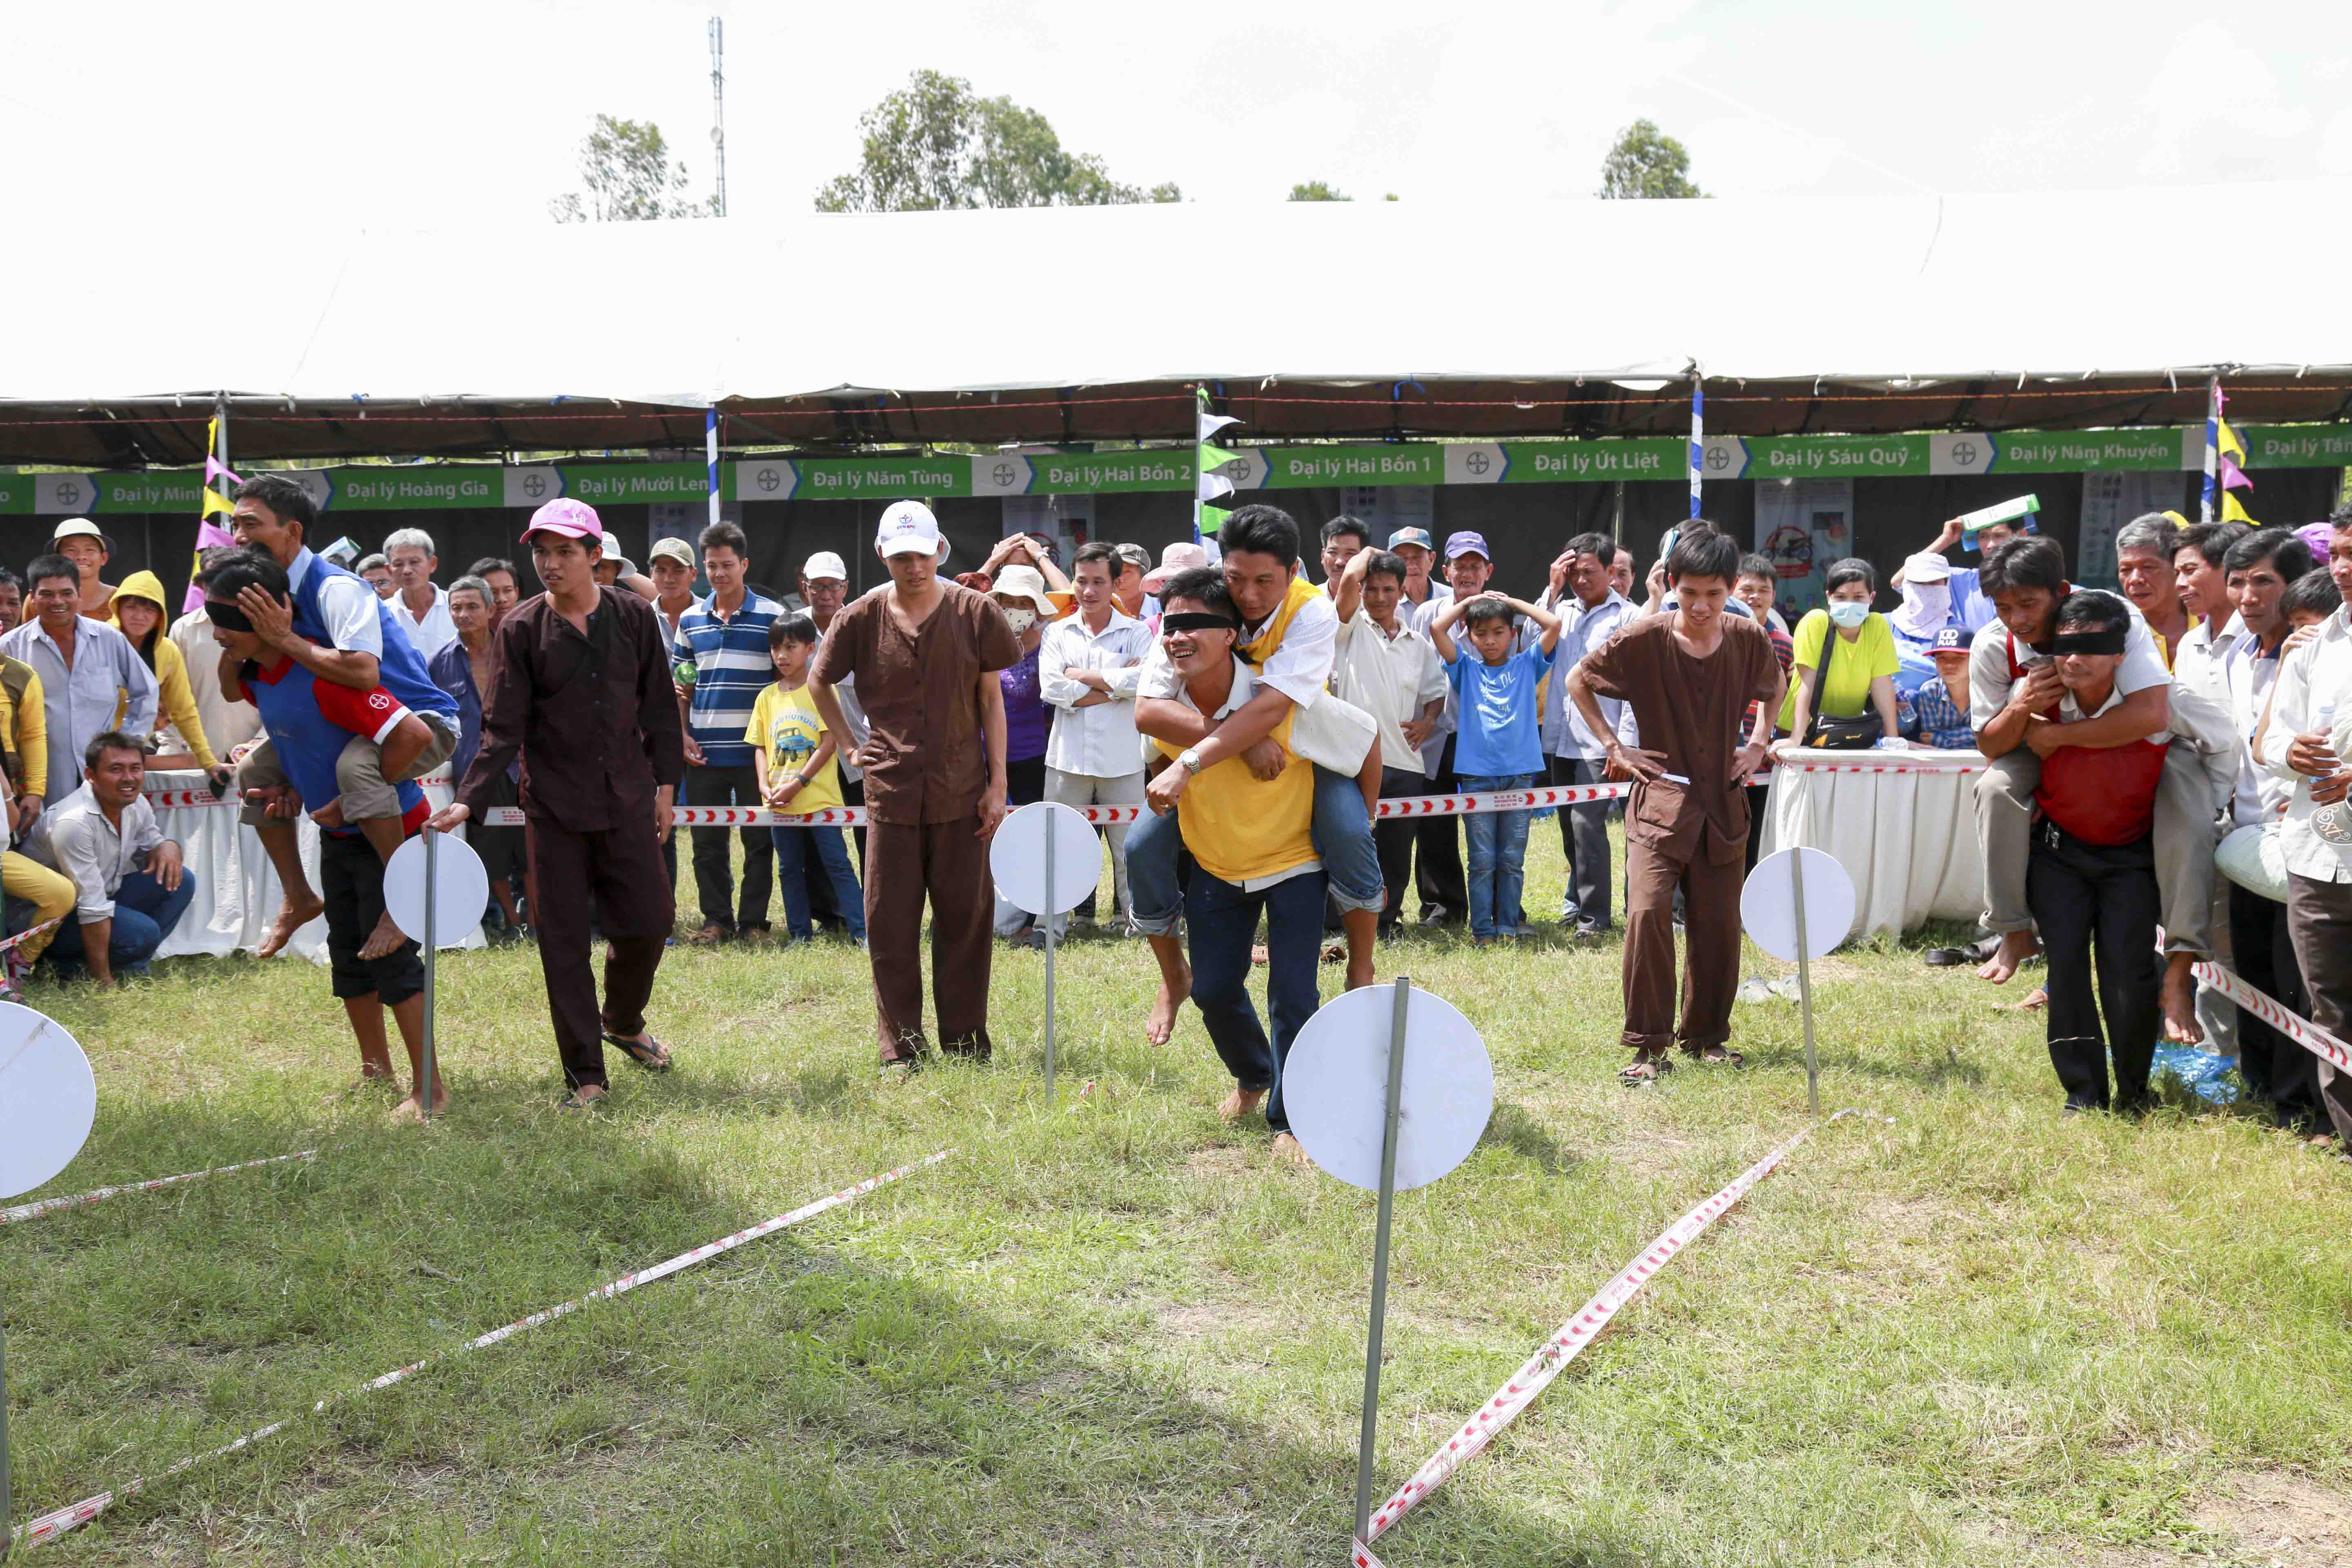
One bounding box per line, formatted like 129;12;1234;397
0;1150;316;1225
13;1149;951;1550
1768;752;1987;776
143;769;456;811
2194;961;2352;1074
485;782;1637;831
0;915;62;957
1351;1110;1869;1568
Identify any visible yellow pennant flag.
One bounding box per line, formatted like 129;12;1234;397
2221;490;2256;525
2217;419;2245;462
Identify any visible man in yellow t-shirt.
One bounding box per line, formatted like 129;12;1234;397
744;616;863;945
1143;567;1323;1166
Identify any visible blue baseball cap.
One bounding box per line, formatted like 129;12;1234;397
1388;527;1434;551
1443;530;1491;561
1931;627;1972;653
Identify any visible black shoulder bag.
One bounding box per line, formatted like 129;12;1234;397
1802;619;1883;751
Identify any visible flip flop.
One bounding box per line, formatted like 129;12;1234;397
603;1032;673;1072
1619;1056;1673;1085
1695;1045;1744;1067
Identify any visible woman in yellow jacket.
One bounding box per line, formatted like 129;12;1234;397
109;571;227;782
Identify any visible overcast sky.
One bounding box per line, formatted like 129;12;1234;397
5;0;2346;231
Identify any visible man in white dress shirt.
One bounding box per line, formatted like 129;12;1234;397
2252;506;2352;1149
1038;542;1153;935
384;528;458;659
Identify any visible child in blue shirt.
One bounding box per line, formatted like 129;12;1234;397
1431;590;1564;942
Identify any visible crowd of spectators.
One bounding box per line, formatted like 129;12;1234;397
4;492;2349;1158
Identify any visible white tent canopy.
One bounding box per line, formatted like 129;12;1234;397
8;177;2350;461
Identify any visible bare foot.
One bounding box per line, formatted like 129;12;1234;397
258;892;327;959
390;1082;448;1121
1976;929;2039;985
1146;974;1191;1047
312;798;346;830
1217;1086;1266;1123
359;911;410;961
2160;955;2204;1045
1270;1131;1310;1167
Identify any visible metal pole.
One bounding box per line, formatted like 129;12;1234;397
1040;818;1056;1105
2;1314;13;1559
1789;848;1819;1118
1353;975;1413;1546
421;828;437;1123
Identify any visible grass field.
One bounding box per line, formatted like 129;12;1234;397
6;839;2352;1566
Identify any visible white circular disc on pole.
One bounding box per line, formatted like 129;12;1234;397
383;831;490;947
1740;846;1856;963
0;1002;97;1200
989;800;1100;916
1283;984;1493;1193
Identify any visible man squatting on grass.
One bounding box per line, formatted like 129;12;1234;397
1143;568;1326;1166
225;473;463;963
206;550;447;1116
1565;526;1783;1083
1126;504;1384;1047
431;500;684;1109
1967;535;2231;1046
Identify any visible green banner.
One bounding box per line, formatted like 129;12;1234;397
1023;450;1192;494
1260;445;1444;488
331;468;501;510
10;423;2349;518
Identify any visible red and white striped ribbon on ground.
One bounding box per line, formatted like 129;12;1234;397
1350;1110;1868;1568
485;782;1637;831
2194;961;2352;1074
12;1149;952;1550
0;915;62;957
0;1150;316;1226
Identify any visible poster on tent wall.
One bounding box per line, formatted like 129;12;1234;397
2075;471;2179;592
1754;478;1853;619
1004;494;1095;565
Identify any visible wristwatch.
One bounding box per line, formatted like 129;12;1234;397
1178;747;1205;775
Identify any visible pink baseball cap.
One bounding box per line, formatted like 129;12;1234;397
522;497;602;544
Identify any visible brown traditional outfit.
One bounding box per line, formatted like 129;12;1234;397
1579;615;1781;1056
457;586;683;1090
812;580;1021;1063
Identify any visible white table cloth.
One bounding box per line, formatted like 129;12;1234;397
1757;745;1987;945
147;770;484;964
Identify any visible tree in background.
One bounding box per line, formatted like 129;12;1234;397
550;114;715;222
1287;180;1348;201
817;70;1180;211
1597;120;1705;199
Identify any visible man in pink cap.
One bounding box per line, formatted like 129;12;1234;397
430;499;685;1108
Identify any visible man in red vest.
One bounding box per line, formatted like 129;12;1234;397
2024;590;2165;1113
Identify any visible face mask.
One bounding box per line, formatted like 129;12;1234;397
1827;600;1871;630
1002;607;1037;634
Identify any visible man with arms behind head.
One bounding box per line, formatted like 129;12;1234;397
1537;531;1639;935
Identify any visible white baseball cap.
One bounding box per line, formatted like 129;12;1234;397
802;550;849;582
1904;552;1953;584
648;537;696;569
598;532;639;577
875;500;950;563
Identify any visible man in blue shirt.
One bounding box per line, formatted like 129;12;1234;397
672;520;786;943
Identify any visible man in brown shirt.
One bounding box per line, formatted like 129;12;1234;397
432;500;685;1107
812;501;1020;1070
1567;526;1784;1081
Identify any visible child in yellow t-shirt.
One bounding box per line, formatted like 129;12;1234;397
743;616;864;944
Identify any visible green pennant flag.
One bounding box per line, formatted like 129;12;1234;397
1197;388;1240;537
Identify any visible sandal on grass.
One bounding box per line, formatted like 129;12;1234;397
559;1087;608;1111
1619;1056;1673;1086
604;1032;673;1072
1694;1045;1744;1067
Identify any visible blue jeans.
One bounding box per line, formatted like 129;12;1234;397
1460;773;1534;939
1127;762;1380;936
48;868;197;978
1188;866;1325;1135
770;824;865;941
